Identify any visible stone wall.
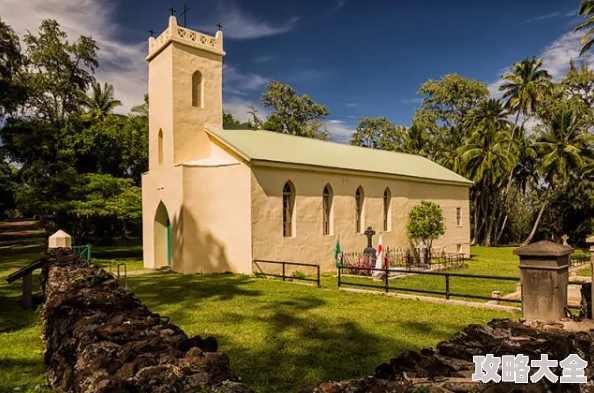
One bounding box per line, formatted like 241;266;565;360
41;248;253;393
301;319;594;393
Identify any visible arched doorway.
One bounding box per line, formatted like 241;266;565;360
154;202;172;267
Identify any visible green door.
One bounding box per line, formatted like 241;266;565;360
166;220;172;266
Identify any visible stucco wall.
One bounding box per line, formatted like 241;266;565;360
179;160;252;274
250;164;470;273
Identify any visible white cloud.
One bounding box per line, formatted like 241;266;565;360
223;96;268;123
525;12;560;23
327;0;348;14
487;30;594;99
223;65;269;96
326;119;356;143
210;2;298;40
0;0;148;113
252;55;275;63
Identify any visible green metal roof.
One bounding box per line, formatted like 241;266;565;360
205;127;473;186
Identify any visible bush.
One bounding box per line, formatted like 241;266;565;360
407;201;446;255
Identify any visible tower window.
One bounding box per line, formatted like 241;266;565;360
158;129;163;166
355;186;364;233
283;181;295;237
383;187;391;232
322;184;333;235
456;207;462;226
192;71;203;108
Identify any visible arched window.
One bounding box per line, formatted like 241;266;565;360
322;184;333;235
383;187;391;232
355;186;364;233
283;181;295;237
192;71;203;108
158;129;164;166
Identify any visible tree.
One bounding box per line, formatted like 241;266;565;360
223;111;253;129
0;160;17;218
458;100;513;246
260;81;330;139
78;81;122;120
499;57;551;147
20;19;98;125
0;18;27;117
574;0;594;55
349;117;405;150
130;94;149;117
407;201;446;255
412;74;489;171
523;108;594;245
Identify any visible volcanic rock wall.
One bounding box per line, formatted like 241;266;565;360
41;248;253;393
302;319;594;393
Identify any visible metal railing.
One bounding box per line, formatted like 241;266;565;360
337;264;521;304
570;253;590;268
73;244;92;262
340;249;466;274
253;260;321;287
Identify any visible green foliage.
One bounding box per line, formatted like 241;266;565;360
407;201;446;251
260;81;330;139
574;0;594;55
349;117;406;150
77;81;122;121
223;111;253;129
0;160;17;218
291;270;306;279
0;17;27;116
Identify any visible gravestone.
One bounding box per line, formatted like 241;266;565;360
363;227;377;266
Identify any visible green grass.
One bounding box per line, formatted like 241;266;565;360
0;237;518;393
339;246;521;305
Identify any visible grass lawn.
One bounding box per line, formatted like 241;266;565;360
0;236;518;393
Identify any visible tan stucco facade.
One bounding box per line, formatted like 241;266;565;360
142;17;471;274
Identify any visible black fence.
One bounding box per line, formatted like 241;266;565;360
253;260;321;287
340;248;466;275
337;264;521;304
570;253;590;268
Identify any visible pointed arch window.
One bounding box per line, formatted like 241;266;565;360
355;186;364;233
283;181;295;237
158;129;164;166
322;184;333;236
192;71;203;108
383;187;392;232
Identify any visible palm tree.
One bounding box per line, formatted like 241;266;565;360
522;108;594;245
130;94;149;117
499;57;551;148
574;0;594;55
459;99;513;246
78;81;122;120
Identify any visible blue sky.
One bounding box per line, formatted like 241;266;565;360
0;0;588;141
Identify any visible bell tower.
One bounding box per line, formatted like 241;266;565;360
146;16;225;169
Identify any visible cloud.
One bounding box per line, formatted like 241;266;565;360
223;65;269;96
0;0;147;113
487;30;594;99
211;2;298;40
345;103;357;107
326;119;356;143
223;96;268;123
327;0;348;14
525;12;560;23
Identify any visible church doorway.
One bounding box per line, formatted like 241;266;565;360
154;202;172;267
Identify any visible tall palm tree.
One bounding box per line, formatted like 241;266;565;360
78;81;122;120
459;99;513;246
574;0;594;55
130;94;149;117
523;108;594;245
499;57;552;148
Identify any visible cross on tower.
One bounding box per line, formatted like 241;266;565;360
148;28;155;37
217;23;223;31
181;4;190;27
168;7;176;16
